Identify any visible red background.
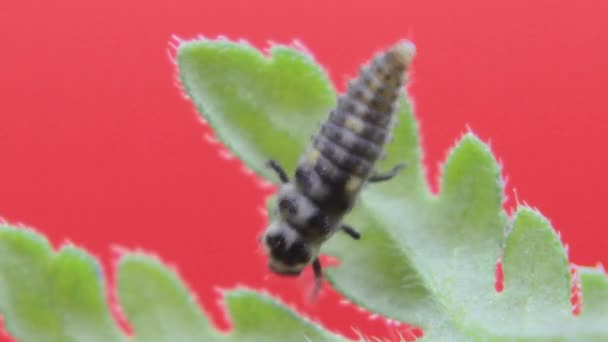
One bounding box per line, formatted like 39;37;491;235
1;0;607;340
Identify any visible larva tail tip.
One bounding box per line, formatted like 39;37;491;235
391;39;416;66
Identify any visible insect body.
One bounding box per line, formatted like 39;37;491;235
262;40;416;293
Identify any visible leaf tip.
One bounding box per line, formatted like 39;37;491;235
511;205;551;227
0;223;52;254
439;129;506;209
442;131;496;170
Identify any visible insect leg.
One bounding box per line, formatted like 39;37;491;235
341;224;361;240
309;258;323;300
368;163;406;183
266;159;289;183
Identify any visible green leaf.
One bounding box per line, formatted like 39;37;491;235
178;37;608;340
1;37;606;342
177;38;336;182
0;225;124;342
117;254;215;342
497;208;571;328
223;289;345;342
0;224;347;342
575;267;608;339
579;267;608;318
118;254;344;342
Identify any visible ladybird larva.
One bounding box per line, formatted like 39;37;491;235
261;40;415;295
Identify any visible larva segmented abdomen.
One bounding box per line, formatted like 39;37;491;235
295;41;415;213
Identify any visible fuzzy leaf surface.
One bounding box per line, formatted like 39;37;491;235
177;38;335;182
178;38;608;341
0;225;124;342
0;225;346;342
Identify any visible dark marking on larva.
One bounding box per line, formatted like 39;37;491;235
278;197;297;216
338;96;393;126
320;122;383;159
379;85;400;103
295;163;345;210
305;211;332;236
347;82;396;114
270;240;310;266
295;164;323;196
313;153;349;184
295;164;314;189
314;135;372;177
323;185;352;212
348;80;374;103
369;95;394;113
370;56;389;77
265;234;286;251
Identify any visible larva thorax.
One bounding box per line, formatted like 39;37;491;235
262;40;415;278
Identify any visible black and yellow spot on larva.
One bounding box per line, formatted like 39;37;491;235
377;85;400;104
344;116;365;133
329;109;390;144
361;67;383;92
345;175;363;194
348;81;375;103
340;98;393;127
370;95;394;113
306;148;320;165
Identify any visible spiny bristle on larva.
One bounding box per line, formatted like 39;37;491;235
388;39;416;68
